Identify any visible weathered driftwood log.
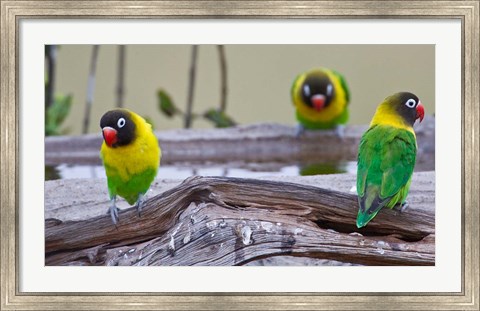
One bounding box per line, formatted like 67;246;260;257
44;116;435;170
45;175;434;266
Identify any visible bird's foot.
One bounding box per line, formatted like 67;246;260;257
335;125;345;140
107;204;120;225
295;124;305;138
106;197;119;225
393;201;409;213
135;194;146;217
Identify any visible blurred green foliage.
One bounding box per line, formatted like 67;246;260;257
157;90;181;118
203;108;237;128
45;94;72;136
157;88;237;128
45;45;72;136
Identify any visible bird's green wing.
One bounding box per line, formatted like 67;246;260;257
356;125;416;227
379;131;417;198
290;73;304;105
356;132;371;199
331;69;350;103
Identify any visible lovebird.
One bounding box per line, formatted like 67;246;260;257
100;109;161;225
291;68;350;136
356;92;425;228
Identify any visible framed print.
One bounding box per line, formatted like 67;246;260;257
1;1;479;310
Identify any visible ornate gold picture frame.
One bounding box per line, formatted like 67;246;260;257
1;1;479;310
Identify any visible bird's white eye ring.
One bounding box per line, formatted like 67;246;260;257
405;98;416;108
117;118;126;128
303;84;311;97
327;84;333;96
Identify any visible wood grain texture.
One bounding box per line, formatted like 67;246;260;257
46;175;435;266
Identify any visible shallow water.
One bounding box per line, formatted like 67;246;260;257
45;161;357;181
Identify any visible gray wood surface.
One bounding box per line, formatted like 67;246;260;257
45;172;435;266
45;116;435;171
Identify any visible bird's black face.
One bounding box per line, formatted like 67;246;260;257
389;92;425;126
301;73;335;111
100;109;136;148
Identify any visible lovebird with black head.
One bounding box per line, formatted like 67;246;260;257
291;67;350;136
356;92;425;228
99;109;160;225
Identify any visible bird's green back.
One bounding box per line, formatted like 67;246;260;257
356;125;417;227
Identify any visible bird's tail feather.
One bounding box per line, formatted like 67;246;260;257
357;187;388;228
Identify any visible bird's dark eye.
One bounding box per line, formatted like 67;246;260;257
117;117;126;128
405;98;416;108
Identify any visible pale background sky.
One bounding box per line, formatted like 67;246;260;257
54;44;434;134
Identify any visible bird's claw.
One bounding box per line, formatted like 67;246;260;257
335;125;345;140
295;124;305;138
135;194;146;218
109;205;120;225
394;201;409;213
106;197;120;225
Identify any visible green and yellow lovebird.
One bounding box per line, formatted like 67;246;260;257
100;109;161;225
356;92;425;228
291;68;350;136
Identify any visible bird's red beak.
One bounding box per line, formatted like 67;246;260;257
311;94;326;111
416;102;425;123
102;127;118;147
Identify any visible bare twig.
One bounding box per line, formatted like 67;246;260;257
217;45;228;112
115;45;126;108
82;45;100;134
184;45;198;129
45;45;57;110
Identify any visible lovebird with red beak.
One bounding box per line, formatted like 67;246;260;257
100;109;160;225
356;92;425;228
291;68;350;136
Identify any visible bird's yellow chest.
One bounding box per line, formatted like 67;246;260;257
100;129;161;181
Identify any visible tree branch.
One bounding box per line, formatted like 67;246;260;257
45;115;435;171
45;175;434;266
